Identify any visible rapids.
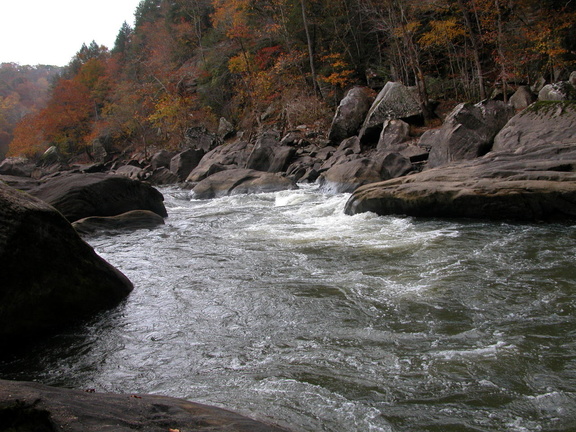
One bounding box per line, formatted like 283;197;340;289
2;184;576;431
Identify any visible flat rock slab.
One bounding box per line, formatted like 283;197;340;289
345;144;576;221
0;379;289;432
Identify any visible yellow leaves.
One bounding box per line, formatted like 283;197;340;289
319;53;354;89
419;18;466;48
228;53;252;74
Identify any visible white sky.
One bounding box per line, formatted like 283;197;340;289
0;0;142;66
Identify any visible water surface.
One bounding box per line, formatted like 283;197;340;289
2;185;576;431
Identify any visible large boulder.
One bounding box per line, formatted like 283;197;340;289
493;101;576;152
345;142;576;221
377;119;411;151
328;86;373;144
150;149;176;170
29;173;168;223
359;81;422;142
72;210;165;235
170;148;205;181
0;157;35;177
187;140;252;182
538;82;576;101
191;168;297;199
426;100;515;168
0;183;133;347
245;131;295;173
509;85;537;110
0;379;289;432
318;152;413;194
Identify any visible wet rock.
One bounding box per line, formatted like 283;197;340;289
0;183;133;347
0;379;289;432
191;168;297;199
72;209;165;234
426;100;514;168
328;86;373;144
29;173;167;222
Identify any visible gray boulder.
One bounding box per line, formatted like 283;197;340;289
0;157;35;177
493;101;576;152
318;152;412;194
345;143;576;221
538;82;576;101
115;164;145;180
427;100;515;168
29;173;168;222
170;148;205;181
377;119;411;151
150;149;176;170
0;379;289;432
218;116;235;139
187;140;252;182
0;183;133;346
245;131;295;173
359;81;422;141
509;86;537;110
72;209;165;234
328;86;373;144
147;167;179;185
192;168;297;199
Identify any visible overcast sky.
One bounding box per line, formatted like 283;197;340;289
0;0;142;66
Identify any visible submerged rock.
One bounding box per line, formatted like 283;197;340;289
0;183;133;347
192;168;297;199
72;210;165;235
0;379;289;432
29;173;167;222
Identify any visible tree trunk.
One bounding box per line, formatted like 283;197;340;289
300;0;321;97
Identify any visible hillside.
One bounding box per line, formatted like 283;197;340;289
3;0;576;161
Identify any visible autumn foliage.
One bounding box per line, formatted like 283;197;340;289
3;0;576;159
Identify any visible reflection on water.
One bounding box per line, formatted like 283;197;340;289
2;185;576;431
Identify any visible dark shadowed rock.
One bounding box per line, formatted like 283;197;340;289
187;140;252;182
170;148;205;181
150;149;176;170
0;183;133;347
29;173;167;222
147;167;179;185
72;210;165;235
328;86;373;144
426;100;514;168
192;168;297;199
245;130;296;173
0;379;290;432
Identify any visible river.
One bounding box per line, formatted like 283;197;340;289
2;185;576;431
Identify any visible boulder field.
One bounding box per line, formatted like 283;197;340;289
345;102;576;221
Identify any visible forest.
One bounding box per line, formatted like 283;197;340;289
2;0;576;160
